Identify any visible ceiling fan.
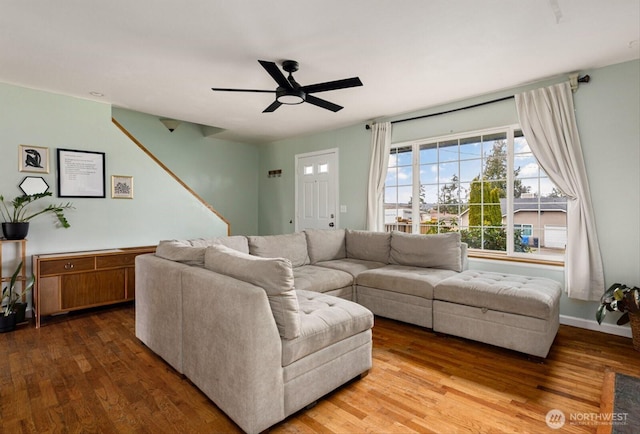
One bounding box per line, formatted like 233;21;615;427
211;60;363;113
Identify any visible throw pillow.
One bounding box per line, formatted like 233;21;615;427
204;244;301;339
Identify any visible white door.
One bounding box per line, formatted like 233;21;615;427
295;149;338;231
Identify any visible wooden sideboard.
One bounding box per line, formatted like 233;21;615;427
32;246;156;328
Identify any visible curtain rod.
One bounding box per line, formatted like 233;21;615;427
365;95;514;130
365;74;590;130
402;95;514;127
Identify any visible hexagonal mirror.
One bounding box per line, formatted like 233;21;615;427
19;176;50;195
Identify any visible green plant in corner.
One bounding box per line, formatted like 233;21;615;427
1;261;34;317
0;192;73;227
596;283;640;325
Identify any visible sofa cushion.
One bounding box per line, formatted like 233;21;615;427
292;265;353;293
356;265;458;299
189;236;250;254
345;230;391;264
156;240;204;266
156;236;249;266
204;244;301;339
248;232;310;267
389;231;462;272
281;290;373;366
315;258;386;278
304;229;346;263
433;271;561;320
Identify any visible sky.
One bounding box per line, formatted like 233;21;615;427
385;134;560;205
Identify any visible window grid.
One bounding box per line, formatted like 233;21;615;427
384;126;567;260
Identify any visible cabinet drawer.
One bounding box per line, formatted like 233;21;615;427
61;269;125;309
96;254;137;269
39;257;95;276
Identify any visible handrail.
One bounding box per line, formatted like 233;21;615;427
111;117;231;236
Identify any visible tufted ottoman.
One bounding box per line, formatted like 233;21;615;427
433;270;562;357
281;289;373;416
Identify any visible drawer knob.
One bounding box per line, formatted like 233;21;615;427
64;262;75;270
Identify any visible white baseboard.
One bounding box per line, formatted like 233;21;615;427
560;314;632;338
23;307;633;337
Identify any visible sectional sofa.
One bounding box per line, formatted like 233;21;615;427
135;229;561;433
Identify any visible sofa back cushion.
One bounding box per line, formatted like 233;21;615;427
204;244;301;339
345;230;391;264
247;232;310;267
156;236;249;266
389;231;462;272
189;236;250;254
304;229;346;263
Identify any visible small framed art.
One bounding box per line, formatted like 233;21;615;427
19;145;50;173
111;175;133;199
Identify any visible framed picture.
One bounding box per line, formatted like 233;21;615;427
19;176;50;195
19;145;49;173
57;148;106;198
111;175;133;199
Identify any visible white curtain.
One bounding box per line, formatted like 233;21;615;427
365;122;391;231
515;82;604;301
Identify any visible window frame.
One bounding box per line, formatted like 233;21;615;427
386;125;566;264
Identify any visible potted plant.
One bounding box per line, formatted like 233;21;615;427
596;283;640;351
1;261;34;332
0;192;73;239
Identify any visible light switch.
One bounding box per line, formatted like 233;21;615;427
340;205;347;213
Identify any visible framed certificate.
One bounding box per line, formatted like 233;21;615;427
57;148;106;198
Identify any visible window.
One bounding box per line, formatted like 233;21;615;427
384;126;567;260
514;224;533;237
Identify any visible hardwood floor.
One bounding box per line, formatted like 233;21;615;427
1;304;639;433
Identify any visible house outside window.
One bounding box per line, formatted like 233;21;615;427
384;126;567;260
514;223;533;237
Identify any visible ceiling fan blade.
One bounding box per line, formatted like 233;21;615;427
263;100;282;113
305;95;343;112
258;60;293;90
302;77;363;94
211;88;275;93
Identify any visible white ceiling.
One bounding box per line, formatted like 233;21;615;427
1;1;638;144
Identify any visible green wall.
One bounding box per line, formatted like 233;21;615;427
0;83;229;264
257;59;640;332
112;108;259;235
258;124;370;235
1;59;637;333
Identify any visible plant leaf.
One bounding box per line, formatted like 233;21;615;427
596;304;607;324
613;287;625;301
616;312;630;326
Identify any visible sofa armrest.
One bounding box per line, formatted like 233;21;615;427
135;254;188;373
461;242;469;271
181;266;285;434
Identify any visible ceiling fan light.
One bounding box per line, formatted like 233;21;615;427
276;88;305;105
